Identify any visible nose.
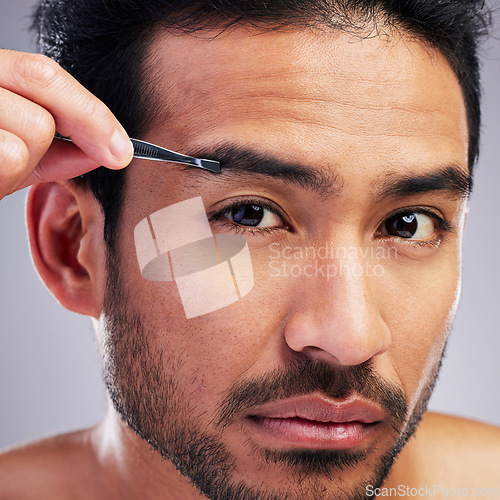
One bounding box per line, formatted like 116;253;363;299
283;255;391;367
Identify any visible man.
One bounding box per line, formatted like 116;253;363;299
0;0;499;498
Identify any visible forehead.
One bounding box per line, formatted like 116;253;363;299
131;25;468;201
146;25;467;159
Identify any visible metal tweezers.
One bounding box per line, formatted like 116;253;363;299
54;132;220;174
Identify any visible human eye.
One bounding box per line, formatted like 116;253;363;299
207;197;290;235
376;207;452;246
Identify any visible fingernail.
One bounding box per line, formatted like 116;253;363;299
109;129;133;163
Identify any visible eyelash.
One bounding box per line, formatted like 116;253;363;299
208;198;453;244
207;197;291;236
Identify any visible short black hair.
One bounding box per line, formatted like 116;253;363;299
32;0;491;245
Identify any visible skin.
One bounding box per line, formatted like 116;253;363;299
0;24;500;499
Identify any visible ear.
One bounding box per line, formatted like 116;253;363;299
26;181;106;318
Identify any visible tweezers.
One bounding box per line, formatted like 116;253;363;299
54;132;220;174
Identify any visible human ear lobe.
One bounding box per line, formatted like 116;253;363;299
26;181;105;318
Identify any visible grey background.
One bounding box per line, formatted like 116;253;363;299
0;1;499;451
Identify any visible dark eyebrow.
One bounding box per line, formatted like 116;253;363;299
376;165;473;200
192;143;472;200
192;144;342;198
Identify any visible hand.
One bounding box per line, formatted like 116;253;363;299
0;49;134;201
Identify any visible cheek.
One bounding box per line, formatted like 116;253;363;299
168;272;288;385
118;262;285;408
381;249;461;403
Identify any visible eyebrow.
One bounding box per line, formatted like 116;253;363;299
191;144;342;198
376;165;473;200
191;144;472;200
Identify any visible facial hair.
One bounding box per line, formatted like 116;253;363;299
101;248;445;500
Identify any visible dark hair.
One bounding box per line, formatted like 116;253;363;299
32;0;491;245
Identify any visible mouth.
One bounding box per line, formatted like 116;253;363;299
245;394;385;450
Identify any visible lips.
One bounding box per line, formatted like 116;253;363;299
245;394;385;449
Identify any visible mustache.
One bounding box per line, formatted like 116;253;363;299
215;360;407;429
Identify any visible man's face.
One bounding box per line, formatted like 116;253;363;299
96;25;469;499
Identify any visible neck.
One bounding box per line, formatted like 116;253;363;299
90;406;207;500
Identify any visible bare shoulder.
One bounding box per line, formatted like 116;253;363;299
419;411;500;464
0;429;100;500
389;411;500;487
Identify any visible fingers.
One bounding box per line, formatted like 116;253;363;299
0;86;55;182
18;140;103;190
0;49;134;200
0;87;100;192
0;50;133;167
0;128;29;198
